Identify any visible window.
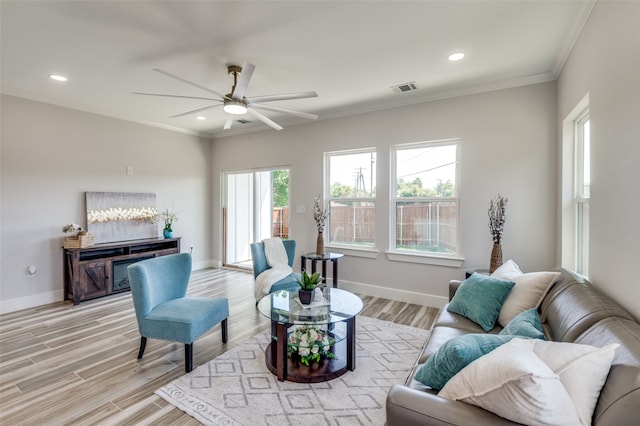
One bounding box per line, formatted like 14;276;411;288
561;94;590;277
391;140;459;257
325;149;376;247
575;110;590;276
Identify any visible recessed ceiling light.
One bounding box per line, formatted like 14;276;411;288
49;74;68;82
196;116;206;120
448;52;465;62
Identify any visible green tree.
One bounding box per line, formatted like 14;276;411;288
434;179;455;197
330;182;356;198
272;170;289;207
396;178;428;197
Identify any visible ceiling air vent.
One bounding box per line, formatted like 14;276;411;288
391;82;418;94
237;119;251;124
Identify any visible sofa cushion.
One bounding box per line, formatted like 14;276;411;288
419;325;478;364
439;338;583;426
499;308;545;340
447;273;515;332
435;304;500;333
494;269;560;327
413;333;516;390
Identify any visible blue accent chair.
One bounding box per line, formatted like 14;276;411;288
250;239;301;298
127;253;229;373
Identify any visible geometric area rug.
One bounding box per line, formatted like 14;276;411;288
156;316;430;425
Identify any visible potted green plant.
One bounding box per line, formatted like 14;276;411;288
296;271;323;304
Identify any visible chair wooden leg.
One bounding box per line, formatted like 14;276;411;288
137;337;147;359
221;318;228;343
185;343;193;373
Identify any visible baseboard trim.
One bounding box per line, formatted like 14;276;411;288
338;279;448;309
193;259;217;270
0;290;64;315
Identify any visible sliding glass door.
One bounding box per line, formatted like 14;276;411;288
223;168;289;268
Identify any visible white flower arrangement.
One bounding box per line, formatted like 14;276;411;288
488;194;508;244
313;197;330;233
62;223;83;233
153;209;179;231
287;325;336;366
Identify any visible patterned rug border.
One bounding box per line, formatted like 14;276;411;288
156;315;430;425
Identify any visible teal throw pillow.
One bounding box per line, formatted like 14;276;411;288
447;273;515;332
499;308;546;340
414;333;516;390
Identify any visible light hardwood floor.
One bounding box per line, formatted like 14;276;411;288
0;268;439;425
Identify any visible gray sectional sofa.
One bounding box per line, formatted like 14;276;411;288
386;268;640;425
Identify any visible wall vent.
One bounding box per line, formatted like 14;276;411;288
391;82;418;93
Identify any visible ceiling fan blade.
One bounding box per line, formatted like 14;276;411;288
247;107;283;131
169;104;221;119
223;116;233;130
247;91;318;104
153;69;228;100
231;62;255;101
249;103;318;120
132;92;222;102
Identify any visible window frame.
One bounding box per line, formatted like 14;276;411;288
323;147;377;254
561;94;590;277
388;139;463;267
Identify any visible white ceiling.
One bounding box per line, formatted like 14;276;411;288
1;0;595;137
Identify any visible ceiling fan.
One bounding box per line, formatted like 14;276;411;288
132;63;318;131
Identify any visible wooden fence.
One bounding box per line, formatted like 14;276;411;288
272;207;289;238
273;202;456;252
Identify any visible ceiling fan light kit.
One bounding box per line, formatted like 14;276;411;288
223;100;247;115
133;62;318;131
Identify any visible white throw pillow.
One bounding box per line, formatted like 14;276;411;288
439;338;619;426
497;271;560;326
491;259;523;280
531;339;619;425
439;338;581;426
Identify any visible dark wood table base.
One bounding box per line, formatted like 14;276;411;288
265;317;356;382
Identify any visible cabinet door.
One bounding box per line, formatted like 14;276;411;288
78;261;108;300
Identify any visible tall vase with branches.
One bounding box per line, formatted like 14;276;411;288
488;194;508;273
313;197;329;255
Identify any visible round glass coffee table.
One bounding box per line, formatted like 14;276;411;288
257;287;363;382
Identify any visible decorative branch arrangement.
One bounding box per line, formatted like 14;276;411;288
313;197;330;233
488;194;508;244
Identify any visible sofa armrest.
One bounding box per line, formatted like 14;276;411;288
386;384;518;426
449;280;463;301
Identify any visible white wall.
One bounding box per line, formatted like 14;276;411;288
212;82;558;307
0;95;212;313
557;0;640;320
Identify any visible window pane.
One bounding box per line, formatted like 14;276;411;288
329;152;376;198
396;145;456;197
329;201;375;246
581;119;590;197
396;201;457;253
